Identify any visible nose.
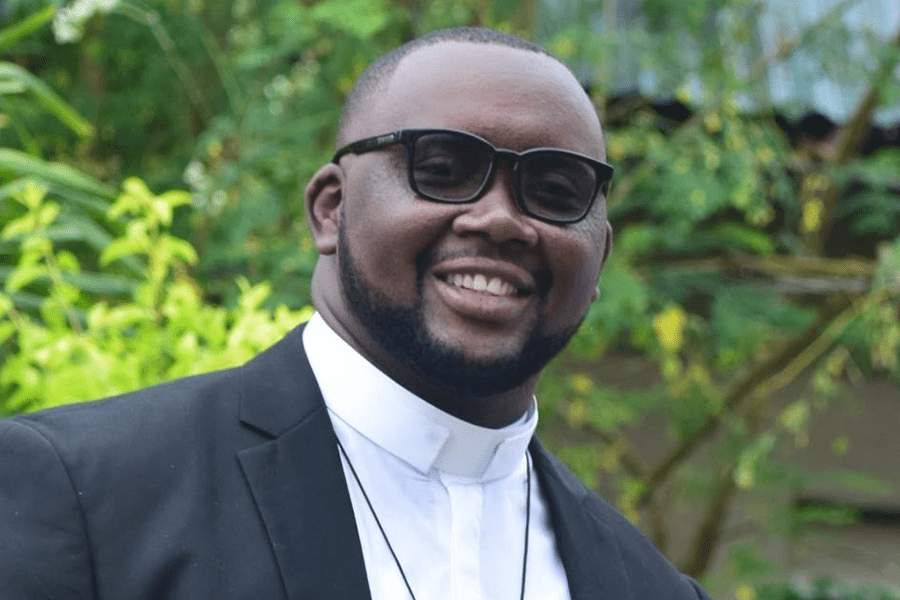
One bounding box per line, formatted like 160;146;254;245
450;166;540;247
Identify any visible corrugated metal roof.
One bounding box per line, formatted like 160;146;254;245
541;0;900;125
759;0;899;125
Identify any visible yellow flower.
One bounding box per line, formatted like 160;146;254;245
726;131;744;151
803;199;823;233
703;112;722;134
571;374;593;395
735;464;755;488
676;85;693;104
567;399;588;426
735;584;757;600
608;135;628;162
832;435;851;456
653;305;686;352
703;148;721;171
756;146;776;165
206;140;222;159
551;36;576;59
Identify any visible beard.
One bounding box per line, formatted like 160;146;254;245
337;223;581;398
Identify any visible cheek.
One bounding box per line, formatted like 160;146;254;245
545;228;606;315
342;167;450;289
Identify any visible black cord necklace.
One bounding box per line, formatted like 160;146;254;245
336;438;531;600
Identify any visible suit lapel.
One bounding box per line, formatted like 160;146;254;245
530;439;633;600
237;325;371;600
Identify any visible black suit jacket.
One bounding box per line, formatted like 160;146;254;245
0;325;709;599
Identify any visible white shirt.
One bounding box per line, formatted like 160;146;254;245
303;313;571;600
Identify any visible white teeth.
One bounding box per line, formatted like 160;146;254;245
446;273;516;296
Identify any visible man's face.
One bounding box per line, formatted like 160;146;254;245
317;42;611;399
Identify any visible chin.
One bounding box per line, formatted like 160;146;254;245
338;229;580;397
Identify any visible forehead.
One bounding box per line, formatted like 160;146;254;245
361;42;605;158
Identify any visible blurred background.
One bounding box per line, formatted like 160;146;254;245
1;0;898;597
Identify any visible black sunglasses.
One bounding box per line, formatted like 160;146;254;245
332;129;613;224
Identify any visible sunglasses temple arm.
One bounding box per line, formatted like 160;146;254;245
333;132;403;163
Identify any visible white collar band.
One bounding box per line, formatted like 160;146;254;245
302;313;537;481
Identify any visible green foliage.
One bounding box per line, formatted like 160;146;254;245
0;176;308;415
711;289;815;364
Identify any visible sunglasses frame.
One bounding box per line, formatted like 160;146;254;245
332;128;614;224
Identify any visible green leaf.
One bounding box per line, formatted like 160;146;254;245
734;434;777;489
728;543;775;579
0;7;56;51
0;62;92;137
158;190;192;208
45;215;114;250
21;180;48;210
838;149;900;189
4;263;46;292
110;178;158;219
151;198;173;226
0;179;30;200
792;503;859;527
62;272;136;296
0;321;14;345
712;289;815;358
167;238;199;265
37;202;60;228
708;223;776;255
100;237;146;266
310;0;392;38
0;293;12;316
237;279;272;312
2;215;37;240
1;290;43;312
0;149;115;201
0;80;27;95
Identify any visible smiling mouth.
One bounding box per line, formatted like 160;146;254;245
441;273;526;297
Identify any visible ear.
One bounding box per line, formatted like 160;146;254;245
601;220;613;265
591;220;613;302
305;163;344;255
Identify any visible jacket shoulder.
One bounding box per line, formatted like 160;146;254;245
6;366;243;454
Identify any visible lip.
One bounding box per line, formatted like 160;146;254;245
431;257;536;293
429;257;538;322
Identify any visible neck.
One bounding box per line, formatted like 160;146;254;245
316;309;537;429
360;343;537;429
405;376;535;429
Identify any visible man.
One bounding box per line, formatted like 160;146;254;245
0;28;710;600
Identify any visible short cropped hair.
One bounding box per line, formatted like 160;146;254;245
336;27;557;145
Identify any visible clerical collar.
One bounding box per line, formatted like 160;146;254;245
302;313;538;482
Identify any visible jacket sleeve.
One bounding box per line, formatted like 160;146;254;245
0;419;96;600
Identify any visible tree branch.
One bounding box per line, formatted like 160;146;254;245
809;23;900;252
587;424;647;478
679;460;740;577
636;293;856;507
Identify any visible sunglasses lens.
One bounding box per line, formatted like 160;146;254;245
408;131;605;223
520;152;597;222
411;133;492;200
